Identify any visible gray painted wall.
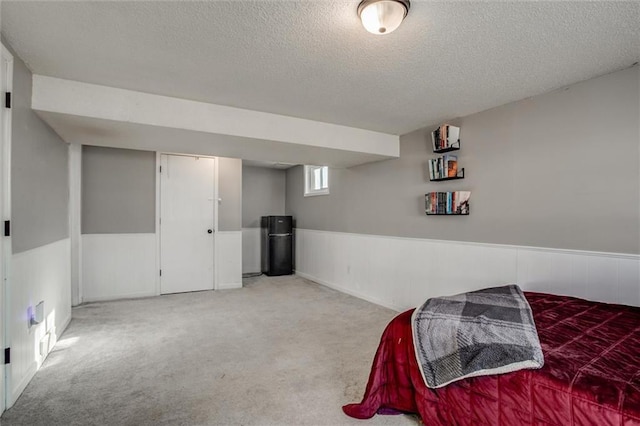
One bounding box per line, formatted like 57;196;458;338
82;149;242;233
242;165;286;228
82;146;156;234
218;157;242;232
287;66;640;254
10;43;69;253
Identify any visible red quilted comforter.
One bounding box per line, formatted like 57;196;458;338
343;292;640;425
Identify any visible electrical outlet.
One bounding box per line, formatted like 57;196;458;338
27;306;33;328
35;301;44;324
27;301;44;328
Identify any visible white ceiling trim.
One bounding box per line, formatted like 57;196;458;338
36;112;393;168
31;75;399;161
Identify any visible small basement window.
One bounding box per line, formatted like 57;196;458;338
304;165;329;197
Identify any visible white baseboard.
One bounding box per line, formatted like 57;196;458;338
217;282;243;290
81;291;157;303
295;228;640;311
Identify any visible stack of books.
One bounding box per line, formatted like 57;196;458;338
425;191;470;215
431;125;460;151
428;154;458;180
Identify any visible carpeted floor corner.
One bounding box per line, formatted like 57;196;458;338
1;275;419;425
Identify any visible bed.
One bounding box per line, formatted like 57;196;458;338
343;292;640;425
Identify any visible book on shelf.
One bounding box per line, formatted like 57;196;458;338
431;127;439;151
428;154;459;180
425;192;438;214
430;124;460;151
447;156;458;177
447;126;460;148
424;191;471;215
456;191;471;214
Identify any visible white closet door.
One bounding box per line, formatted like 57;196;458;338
160;155;215;294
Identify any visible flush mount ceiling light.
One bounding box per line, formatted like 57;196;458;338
358;0;410;35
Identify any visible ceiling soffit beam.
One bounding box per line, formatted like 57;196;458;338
31;75;399;159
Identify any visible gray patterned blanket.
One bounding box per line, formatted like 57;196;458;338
411;285;544;389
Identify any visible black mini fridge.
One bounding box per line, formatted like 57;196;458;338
261;216;293;276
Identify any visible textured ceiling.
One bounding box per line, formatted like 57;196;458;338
2;1;639;135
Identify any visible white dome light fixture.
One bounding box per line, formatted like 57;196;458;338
358;0;410;35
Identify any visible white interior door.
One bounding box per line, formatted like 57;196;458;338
1;43;14;415
160;154;216;294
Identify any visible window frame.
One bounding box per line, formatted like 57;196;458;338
303;165;329;197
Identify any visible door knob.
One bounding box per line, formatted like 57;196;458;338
207;229;213;234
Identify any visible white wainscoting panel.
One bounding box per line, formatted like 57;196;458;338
82;233;157;302
294;229;640;311
217;231;242;289
516;248;640;306
8;238;71;407
241;227;261;274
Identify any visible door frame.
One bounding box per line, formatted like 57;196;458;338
1;42;14;414
155;152;219;295
68;144;82;306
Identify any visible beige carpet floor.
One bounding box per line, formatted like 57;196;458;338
1;275;419;425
